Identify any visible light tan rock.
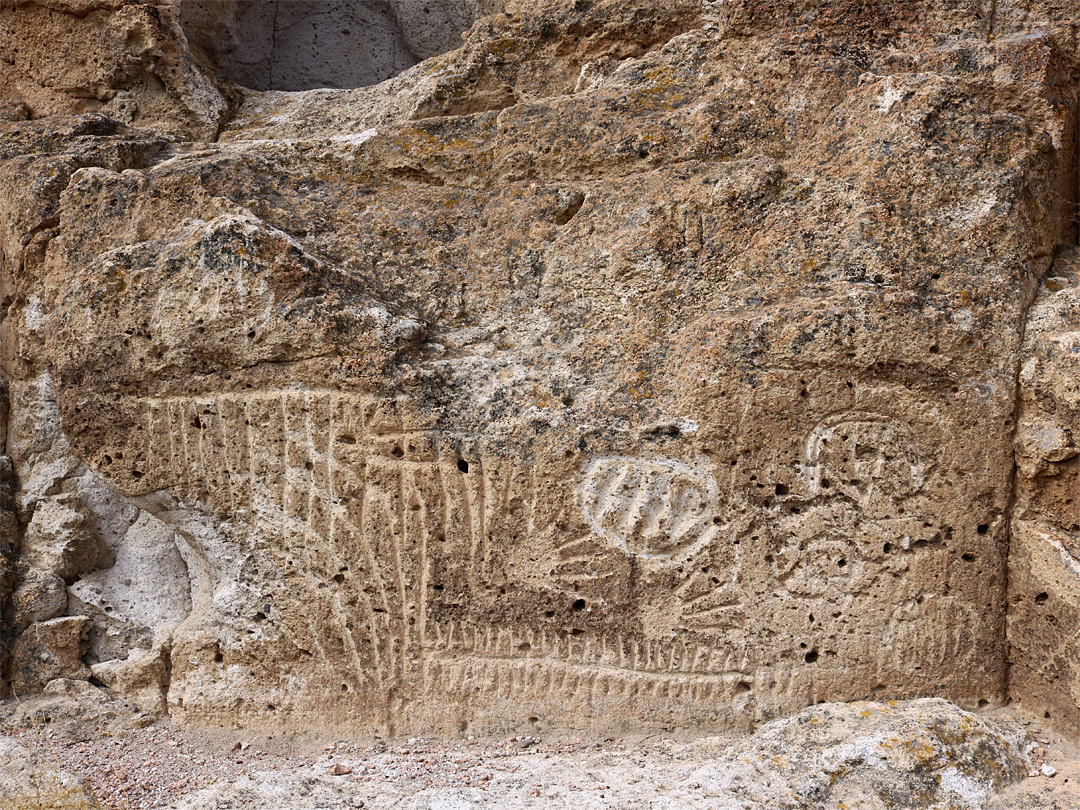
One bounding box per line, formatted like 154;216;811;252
22;495;106;581
67;509;191;662
11;616;90;693
174;699;1031;810
1008;246;1080;732
90;646;169;716
2;0;1080;741
11;567;68;633
0;0;230;139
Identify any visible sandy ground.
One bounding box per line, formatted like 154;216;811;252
985;711;1080;809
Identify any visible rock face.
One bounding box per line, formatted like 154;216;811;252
178;0;504;91
10;615;90;692
1010;246;1080;731
1;0;1080;740
0;0;231;139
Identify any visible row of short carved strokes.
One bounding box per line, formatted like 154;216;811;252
422;654;801;710
144;392;471;510
145;392;382;510
143;393;397;685
429;620;758;676
142;396;982;696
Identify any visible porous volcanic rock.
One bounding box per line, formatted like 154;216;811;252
0;0;231;139
1009;244;1080;731
178;0;504;91
1;0;1080;743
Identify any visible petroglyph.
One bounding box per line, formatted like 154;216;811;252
135;391;751;694
4;0;1065;740
880;595;981;679
50;385;997;728
424;620;767;706
802;413;924;510
577;455;721;563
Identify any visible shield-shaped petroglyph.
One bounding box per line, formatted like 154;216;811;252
577;455;720;562
802;412;923;507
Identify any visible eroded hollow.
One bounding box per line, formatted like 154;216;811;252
179;0;500;91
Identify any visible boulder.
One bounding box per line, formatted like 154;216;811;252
174;698;1031;810
10;616;90;693
91;647;169;716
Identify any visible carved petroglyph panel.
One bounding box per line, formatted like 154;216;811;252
120;388;994;725
423;618;775;714
569;453;749;635
879;595;982;683
577;455;721;563
133;392;771;700
141;390;449;690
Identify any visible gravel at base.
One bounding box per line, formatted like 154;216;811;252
1;702;1068;810
2;724;633;809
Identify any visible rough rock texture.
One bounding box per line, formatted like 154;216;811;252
171;699;1031;809
178;0;504;91
2;0;1080;744
90;646;170;715
10;615;90;692
0;385;18;694
0;0;231;139
1010;245;1080;731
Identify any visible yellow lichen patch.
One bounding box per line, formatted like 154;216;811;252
908;740;937;766
628;369;654;401
482;37;529;59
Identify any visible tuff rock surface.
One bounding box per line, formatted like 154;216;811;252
178;0;503;92
1;0;1080;762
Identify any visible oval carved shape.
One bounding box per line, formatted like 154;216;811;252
578;455;720;562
